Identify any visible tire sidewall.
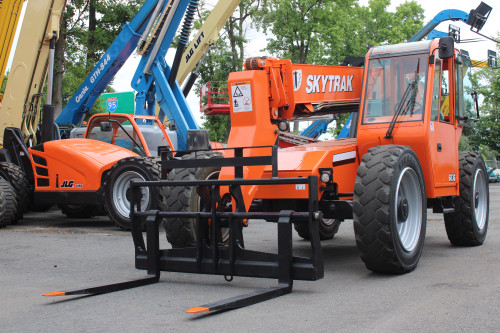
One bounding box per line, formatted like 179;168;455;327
467;154;489;242
389;149;427;270
105;158;159;228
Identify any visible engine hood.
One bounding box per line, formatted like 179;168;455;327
33;138;138;168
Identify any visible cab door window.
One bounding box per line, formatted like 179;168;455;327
455;54;476;125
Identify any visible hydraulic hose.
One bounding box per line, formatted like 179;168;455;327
168;0;199;87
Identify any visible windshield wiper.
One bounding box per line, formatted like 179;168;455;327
385;59;420;139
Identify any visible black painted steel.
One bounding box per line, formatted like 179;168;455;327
45;146;323;313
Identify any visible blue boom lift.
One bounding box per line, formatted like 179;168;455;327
56;0;200;150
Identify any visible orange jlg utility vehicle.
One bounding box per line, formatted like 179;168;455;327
45;37;490;313
1;112;176;229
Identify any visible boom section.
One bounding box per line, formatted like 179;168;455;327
220;58;363;207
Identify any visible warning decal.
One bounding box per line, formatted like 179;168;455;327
231;82;252;113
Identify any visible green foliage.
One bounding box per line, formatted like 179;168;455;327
458;135;472;151
0;71;7;94
465;49;500;158
257;0;424;65
479;144;498;162
357;0;424;46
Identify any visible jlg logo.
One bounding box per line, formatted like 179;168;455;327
61;180;74;188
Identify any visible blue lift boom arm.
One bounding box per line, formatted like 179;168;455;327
56;0;198;149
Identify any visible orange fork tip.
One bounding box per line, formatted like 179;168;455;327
43;291;66;297
186;306;209;314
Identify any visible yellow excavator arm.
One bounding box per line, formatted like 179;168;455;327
0;0;66;144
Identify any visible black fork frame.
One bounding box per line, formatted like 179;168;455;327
44;146;324;313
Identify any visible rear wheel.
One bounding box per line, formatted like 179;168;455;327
294;218;341;240
353;145;427;274
0;178;17;226
444;152;488;246
0;162;30;223
163;151;224;248
104;157;164;230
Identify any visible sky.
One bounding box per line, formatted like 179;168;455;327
5;1;500;127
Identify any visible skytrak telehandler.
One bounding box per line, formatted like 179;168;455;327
43;35;492;313
162;35;490;271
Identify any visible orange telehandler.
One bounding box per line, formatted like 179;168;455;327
44;35;491;313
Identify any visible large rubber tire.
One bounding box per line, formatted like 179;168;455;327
353;145;427;274
104;157;164;230
294;218;342;240
0;178;18;226
163;151;223;248
58;204;99;218
444;152;489;246
0;162;30;223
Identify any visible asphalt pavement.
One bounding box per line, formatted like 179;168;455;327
1;184;499;332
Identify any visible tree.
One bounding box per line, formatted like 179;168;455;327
0;71;7;95
466;60;500;157
357;0;424;46
257;0;341;64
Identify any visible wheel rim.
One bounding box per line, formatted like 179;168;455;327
473;169;487;230
395;167;422;252
322;218;336;226
112;171;149;218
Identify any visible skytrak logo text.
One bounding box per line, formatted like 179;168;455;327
305;75;354;94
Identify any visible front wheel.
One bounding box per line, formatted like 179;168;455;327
353;145;427;274
104;157;164;230
163;151;224;248
444;152;489;246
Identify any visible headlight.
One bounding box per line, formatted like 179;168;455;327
320;171;332;183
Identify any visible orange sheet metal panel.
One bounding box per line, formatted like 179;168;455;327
290;64;363;106
220;70;279;209
30;139;137;191
255;139;359;200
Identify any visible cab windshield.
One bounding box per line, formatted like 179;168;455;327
362;53;429;124
86;115;146;156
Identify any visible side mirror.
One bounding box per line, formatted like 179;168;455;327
439;37;455;59
100;122;112;132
